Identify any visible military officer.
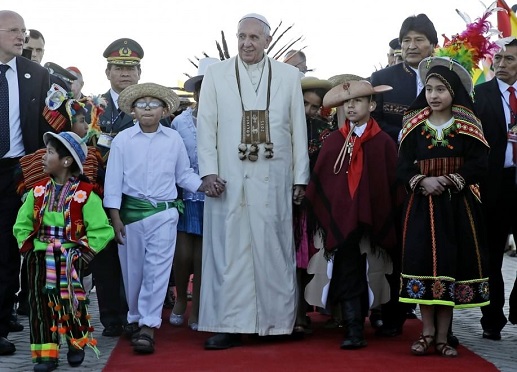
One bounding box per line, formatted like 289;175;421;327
88;38;144;338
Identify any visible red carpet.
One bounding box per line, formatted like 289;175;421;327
104;308;497;372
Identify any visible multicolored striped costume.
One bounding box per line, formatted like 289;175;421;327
13;177;113;364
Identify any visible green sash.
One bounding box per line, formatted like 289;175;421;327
120;194;184;225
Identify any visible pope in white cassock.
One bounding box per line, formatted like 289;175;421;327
197;13;310;349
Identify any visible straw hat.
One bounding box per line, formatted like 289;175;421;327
184;57;220;92
418;56;473;94
323;80;392;108
118;83;180;115
327;74;364;88
43;131;88;173
301;76;332;92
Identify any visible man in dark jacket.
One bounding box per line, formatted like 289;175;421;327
0;10;51;355
474;37;517;341
86;38;145;338
369;13;437;337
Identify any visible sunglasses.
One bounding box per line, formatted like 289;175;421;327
133;101;163;109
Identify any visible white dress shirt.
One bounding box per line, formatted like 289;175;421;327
497;78;516;168
103;123;202;209
2;58;24;157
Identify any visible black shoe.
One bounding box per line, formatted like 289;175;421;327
102;324;123;337
34;361;57;372
340;336;367;349
482;329;501;340
16;301;29;316
405;308;418;319
204;333;242;350
0;337;15;355
369;310;383;329
9;319;24;332
163;291;175;309
67;348;85;367
375;325;402;337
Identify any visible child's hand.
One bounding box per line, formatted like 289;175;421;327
293;185;305;205
108;209;126;245
419;176;448;196
110;218;126;245
200;174;227;197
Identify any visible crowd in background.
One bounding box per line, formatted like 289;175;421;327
1;5;517;371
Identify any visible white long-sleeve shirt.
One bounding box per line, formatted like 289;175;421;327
103;123;202;209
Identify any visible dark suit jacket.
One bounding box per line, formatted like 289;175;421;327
99;90;135;134
370;62;418;143
474;78;509;206
15;56;52;153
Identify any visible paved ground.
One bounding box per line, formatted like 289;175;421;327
1;255;517;372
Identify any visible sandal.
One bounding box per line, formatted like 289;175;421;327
435;342;457;358
133;333;155;354
130;331;141;346
410;334;434;355
124;322;141;339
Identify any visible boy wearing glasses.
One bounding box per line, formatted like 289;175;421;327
103;83;225;354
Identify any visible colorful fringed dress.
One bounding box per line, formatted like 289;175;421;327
13;177;113;364
397;106;490;309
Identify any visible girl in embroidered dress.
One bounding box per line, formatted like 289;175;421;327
397;57;490;357
13;131;114;372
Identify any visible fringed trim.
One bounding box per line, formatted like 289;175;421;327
47;294;99;357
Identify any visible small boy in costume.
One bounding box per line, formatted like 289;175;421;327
103;83;224;354
13;131;114;372
305;80;399;349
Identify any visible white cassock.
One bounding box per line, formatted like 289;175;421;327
197;55;309;336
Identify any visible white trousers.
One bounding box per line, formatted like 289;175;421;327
118;208;178;328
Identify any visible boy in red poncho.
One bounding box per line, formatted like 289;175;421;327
305;80;401;349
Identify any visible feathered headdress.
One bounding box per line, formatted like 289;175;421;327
435;1;502;73
419;1;503;94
